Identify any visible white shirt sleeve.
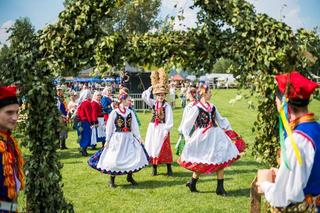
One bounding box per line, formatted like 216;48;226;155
105;110;116;143
142;87;155;108
130;110;141;141
181;106;199;140
215;106;232;130
260;133;315;207
178;104;191;133
164;103;174;132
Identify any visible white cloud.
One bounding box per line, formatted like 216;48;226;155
160;0;198;30
0;20;14;47
247;0;305;30
160;0;306;31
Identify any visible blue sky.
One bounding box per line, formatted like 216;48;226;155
1;0;319;45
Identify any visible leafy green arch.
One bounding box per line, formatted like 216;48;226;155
0;0;319;211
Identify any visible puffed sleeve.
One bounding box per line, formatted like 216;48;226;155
142;86;155;108
181;106;199;140
215;106;232;130
164;103;174;132
130;110;141;141
260;133;315;207
105;110;116;143
178;103;192;133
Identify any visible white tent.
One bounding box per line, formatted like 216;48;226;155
186;75;197;81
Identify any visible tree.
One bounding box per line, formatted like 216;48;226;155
212;58;236;73
99;0;161;35
0;17;73;212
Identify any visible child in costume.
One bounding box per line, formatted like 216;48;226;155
88;88;149;188
142;68;174;176
178;84;240;195
176;86;197;156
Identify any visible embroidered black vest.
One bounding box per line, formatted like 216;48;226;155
151;103;166;123
115;112;132;132
195;106;217;128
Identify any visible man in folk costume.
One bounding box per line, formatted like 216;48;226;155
142;68;174;176
0;86;24;212
259;71;320;212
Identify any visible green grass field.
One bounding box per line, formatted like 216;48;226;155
20;89;320;212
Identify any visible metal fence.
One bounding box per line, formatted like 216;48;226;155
129;93;149;111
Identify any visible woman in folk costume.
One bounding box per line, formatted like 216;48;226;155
258;71;320;212
88;88;148;188
142;68;174;176
176;86;198;156
178;84;240;195
76;90;94;156
101;86;113;123
91;91;106;147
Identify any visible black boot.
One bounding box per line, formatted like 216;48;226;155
216;179;227;196
167;164;173;176
60;139;68;149
186;178;199;192
152;165;157;176
126;173;137;185
81;148;88;156
109;176;116;188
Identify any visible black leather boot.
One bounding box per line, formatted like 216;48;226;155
109;176;116;188
216;179;227;196
126;173;137;185
152;165;157;176
60;139;68;149
186;178;199;192
81;148;88;156
167;164;173;176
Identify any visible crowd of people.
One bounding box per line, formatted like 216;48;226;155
0;69;319;212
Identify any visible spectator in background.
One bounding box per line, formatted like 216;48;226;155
76;90;93;156
57;86;68;149
101;87;113;124
168;83;176;108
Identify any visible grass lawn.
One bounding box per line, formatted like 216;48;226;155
19;89;320;212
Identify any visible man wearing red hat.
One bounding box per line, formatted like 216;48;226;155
259;71;320;212
0;86;24;212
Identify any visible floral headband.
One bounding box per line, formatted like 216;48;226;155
118;92;128;101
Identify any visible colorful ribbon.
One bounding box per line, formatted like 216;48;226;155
279;98;302;167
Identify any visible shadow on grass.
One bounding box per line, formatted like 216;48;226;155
57;148;83;159
118;178;214;189
198;188;250;197
225;169;257;175
233;160;261;167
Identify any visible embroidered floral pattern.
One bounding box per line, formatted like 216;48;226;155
195;106;217;128
151;103;166;124
115;112;132;132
